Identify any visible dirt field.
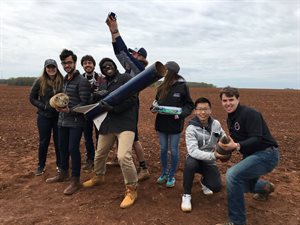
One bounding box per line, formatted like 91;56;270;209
0;86;299;225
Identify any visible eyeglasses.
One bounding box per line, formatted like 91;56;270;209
61;61;74;66
194;108;210;112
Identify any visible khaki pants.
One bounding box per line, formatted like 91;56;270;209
94;131;138;185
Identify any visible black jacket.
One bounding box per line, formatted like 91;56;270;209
227;104;278;156
29;78;61;118
155;79;194;134
99;72;138;134
58;70;91;127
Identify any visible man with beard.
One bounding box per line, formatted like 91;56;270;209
46;49;91;195
83;58;139;209
81;55;105;171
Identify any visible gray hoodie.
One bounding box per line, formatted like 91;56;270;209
185;116;225;162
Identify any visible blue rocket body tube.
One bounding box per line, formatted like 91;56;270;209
84;61;167;120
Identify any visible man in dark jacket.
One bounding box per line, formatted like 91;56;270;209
216;86;279;225
83;58;139;209
46;49;91;196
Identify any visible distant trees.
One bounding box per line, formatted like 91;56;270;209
1;77;217;88
152;81;216;88
1;77;36;86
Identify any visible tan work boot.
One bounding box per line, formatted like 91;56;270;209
82;175;105;188
120;184;137;209
46;170;69;183
64;177;81;195
137;168;150;182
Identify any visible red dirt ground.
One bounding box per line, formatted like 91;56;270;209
0;86;299;225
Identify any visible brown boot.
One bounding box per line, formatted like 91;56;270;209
46;170;69;183
120;184;138;209
63;177;81;195
82;174;105;188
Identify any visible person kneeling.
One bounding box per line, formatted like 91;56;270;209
181;97;227;212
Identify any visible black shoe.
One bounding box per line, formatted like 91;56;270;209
35;166;45;176
253;182;275;201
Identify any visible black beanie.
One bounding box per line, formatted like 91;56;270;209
99;57;117;74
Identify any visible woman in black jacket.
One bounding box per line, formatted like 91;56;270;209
29;59;63;175
154;61;194;187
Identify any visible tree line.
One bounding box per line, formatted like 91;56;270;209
0;77;216;88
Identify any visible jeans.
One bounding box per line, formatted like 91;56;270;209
226;147;279;225
94;131;138;185
83;119;98;161
37;114;60;168
183;156;221;194
58;126;83;177
158;132;181;178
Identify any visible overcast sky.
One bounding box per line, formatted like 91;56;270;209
0;0;299;89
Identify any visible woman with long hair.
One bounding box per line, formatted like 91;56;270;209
154;61;194;187
29;59;63;175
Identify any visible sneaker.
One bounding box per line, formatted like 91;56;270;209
82;159;94;170
138;168;150;182
181;194;192;212
166;177;176;188
156;173;168;184
35;166;45;176
253;182;275;201
200;181;213;195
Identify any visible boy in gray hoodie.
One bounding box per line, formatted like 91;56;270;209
181;97;228;212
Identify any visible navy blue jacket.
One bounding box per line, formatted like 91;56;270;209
113;36;145;76
155;79;194;134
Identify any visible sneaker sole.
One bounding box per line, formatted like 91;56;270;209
166;184;175;188
181;207;192;212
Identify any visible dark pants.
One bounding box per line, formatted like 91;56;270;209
83;120;98;161
37;114;60;168
183;156;221;194
59;126;83;177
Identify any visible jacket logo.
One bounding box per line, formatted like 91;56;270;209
173;93;180;97
234;122;240;130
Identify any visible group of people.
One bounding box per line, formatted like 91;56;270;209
29;13;279;225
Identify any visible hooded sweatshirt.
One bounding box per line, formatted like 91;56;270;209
185;116;225;162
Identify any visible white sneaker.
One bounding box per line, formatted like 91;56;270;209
181;194;192;212
200;181;213;195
